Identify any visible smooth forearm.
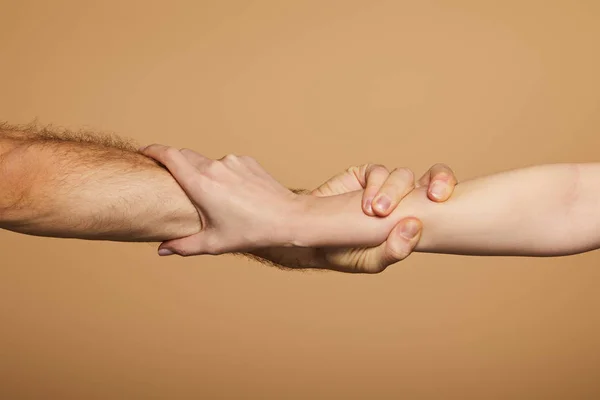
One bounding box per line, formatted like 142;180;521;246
414;163;591;256
294;163;596;257
0;138;201;241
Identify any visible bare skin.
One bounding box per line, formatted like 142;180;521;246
142;145;600;273
138;144;458;273
0;123;456;273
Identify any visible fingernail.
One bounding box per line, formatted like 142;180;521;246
373;195;391;213
158;248;174;256
363;198;374;213
399;220;420;239
430;181;447;200
138;146;146;152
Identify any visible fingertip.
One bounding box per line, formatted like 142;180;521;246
383;219;422;264
158;248;175;256
372;194;392;216
362;197;376;216
428;180;450;202
372;207;388;217
396;218;422;241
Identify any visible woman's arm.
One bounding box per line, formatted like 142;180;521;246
414;162;597;256
294;163;599;257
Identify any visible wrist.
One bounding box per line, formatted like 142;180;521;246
286;189;420;249
283;194;318;248
285;191;376;248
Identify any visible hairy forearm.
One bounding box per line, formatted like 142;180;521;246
292;163;598;257
0;130;200;241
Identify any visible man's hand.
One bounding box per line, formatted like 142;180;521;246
314;163;456;217
139;144;305;255
303;163;457;272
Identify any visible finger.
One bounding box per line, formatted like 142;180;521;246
219;154;241;166
180;148;212;169
373;218;423;271
140;144;202;191
416;163;458;202
371;167;415;217
157;230;223;257
416;162;456;187
353;217;422;273
312;169;365;197
238;155;270;178
358;164;390;216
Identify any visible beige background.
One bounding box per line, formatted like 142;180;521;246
1;0;600;398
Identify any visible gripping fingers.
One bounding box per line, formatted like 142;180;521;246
179;148;212;169
380;218;423;269
140;144;201;190
417;163;458;202
358;164;390;216
157;230;223;257
371;167;415;217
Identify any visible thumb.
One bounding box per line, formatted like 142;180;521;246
157;230;222;257
378;218;423;268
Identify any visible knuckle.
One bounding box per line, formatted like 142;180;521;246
365;165;390;187
222;154;239;164
162;146;181;162
388;241;413;261
371;163;388;173
389;248;411;262
382;174;414;198
180;148;194;158
394;167;414;182
345;164;361;174
345;164;366;185
204;160;225;176
380;186;403;199
175;248;192;257
366;163;389;178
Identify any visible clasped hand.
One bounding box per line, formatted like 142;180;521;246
139;144;457;273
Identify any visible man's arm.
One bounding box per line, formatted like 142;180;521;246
0;124;201;241
1;124;456;274
293;163;599;257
